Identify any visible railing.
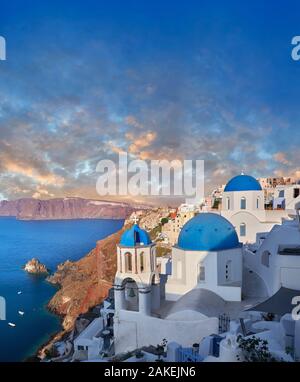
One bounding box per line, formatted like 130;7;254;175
176;347;203;362
219;313;230;334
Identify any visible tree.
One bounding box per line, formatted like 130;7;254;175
212;199;221;209
160;217;169;226
236;335;277;362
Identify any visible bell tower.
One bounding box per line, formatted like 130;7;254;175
114;217;160;316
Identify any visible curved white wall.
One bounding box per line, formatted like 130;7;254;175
114;310;218;354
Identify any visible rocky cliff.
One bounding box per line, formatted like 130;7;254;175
0;197;147;220
46;227;126;330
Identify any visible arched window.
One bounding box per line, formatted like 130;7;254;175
140;252;144;272
241;197;246;210
225;260;232;281
240;223;246;237
227;197;230;210
261;251;271;267
125;252;133;272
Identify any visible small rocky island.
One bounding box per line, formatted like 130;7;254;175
24;258;49;275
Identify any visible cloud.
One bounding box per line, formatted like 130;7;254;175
3;161;65;186
32;186;55;199
273;152;291;166
126;131;157;157
124;115;143;129
0;12;299;204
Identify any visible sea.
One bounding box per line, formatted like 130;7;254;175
0;217;124;362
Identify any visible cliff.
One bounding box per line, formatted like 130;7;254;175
0;197;147;220
46;227;126;330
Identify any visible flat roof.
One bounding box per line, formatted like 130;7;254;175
75;317;103;341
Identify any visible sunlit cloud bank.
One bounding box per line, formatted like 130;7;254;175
0;1;300;204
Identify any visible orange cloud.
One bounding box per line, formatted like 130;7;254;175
126;131;157;156
4;161;65;187
124;115;143;129
32;186;55;199
106;141;127;154
273;152;291;165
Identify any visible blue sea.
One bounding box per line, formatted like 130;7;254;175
0;217;124;362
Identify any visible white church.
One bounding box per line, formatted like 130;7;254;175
220;174;292;243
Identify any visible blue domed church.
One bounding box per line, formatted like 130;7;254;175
165;213;243;302
114;213;243;354
220;173;285;243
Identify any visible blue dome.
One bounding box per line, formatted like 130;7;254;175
177;213;240;251
224;174;262;192
120;224;152;247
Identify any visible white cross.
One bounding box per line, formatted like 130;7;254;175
132;215;139;225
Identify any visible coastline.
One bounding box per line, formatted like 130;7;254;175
23;287;66;362
25;328;66;362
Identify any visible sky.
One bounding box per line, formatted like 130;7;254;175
0;0;300;204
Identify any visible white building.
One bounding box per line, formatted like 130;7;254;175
73;317;105;361
244;208;300;297
221;174;291;243
273;184;300;210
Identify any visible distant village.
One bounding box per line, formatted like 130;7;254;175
42;174;300;363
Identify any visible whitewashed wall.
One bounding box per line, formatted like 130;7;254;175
114;310;218;354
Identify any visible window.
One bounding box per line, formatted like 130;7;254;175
198;265;205;282
125;252;133;272
279;190;285;198
261;251;271;267
78;345;85;351
294;188;300;199
225;260;232;281
240;223;246;237
227;197;230;210
240;197;246;210
140;252;144;272
256;197;260;209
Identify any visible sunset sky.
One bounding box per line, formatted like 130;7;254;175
0;0;300;203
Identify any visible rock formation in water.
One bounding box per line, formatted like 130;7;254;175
24;258;49;275
0;197;148;221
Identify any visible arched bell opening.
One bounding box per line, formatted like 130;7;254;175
122;278;139;312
